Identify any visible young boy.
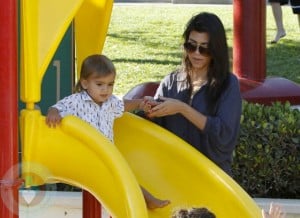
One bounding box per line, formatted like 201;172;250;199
46;54;170;209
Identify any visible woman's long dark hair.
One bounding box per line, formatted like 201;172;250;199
182;12;230;113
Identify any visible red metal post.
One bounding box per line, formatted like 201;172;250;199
0;0;22;218
233;0;266;81
83;190;102;218
233;0;300;105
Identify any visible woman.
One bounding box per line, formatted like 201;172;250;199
147;12;242;176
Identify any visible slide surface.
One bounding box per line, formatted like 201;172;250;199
114;112;262;218
20;109;148;218
20;110;261;218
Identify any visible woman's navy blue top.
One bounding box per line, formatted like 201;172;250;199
153;70;242;175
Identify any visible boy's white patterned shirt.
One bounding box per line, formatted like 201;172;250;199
51;91;124;142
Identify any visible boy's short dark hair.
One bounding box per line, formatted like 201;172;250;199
172;207;216;218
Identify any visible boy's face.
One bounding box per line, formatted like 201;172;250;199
81;72;115;104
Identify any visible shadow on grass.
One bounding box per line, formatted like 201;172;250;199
111;57;180;65
267;39;300;83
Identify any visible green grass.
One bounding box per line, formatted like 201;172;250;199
102;4;300;96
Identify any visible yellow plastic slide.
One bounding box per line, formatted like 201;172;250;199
20;109;262;218
20;109;148;218
114;112;262;218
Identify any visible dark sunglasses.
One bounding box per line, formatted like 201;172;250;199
183;42;210;56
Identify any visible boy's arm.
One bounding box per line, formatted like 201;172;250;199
46;107;62;128
123;99;144;112
124;97;157;112
123;97;161;113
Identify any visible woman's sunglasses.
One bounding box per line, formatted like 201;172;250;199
183;42;210;56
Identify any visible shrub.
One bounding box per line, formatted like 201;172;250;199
232;101;300;199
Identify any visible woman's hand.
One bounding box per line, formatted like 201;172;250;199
147;96;184;117
148;96;207;130
139;96;161;113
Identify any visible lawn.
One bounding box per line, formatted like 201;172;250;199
102;3;300;96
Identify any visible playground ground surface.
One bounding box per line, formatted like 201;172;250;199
19;191;300;218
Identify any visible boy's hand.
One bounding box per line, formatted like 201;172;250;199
46;107;62;128
144;96;162;107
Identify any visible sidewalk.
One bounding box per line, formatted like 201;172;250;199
19;191;300;218
114;0;232;4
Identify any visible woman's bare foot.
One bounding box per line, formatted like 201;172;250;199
271;31;286;44
141;186;170;209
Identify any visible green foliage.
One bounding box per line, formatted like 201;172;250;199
232;101;300;198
